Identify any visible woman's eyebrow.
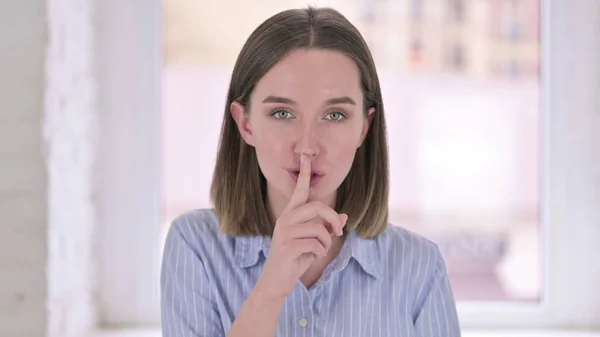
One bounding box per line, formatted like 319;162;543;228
261;95;356;106
325;96;356;106
261;96;296;105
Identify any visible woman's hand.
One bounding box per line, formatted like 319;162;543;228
256;155;348;300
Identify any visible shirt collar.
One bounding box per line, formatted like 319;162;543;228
234;230;381;279
344;230;382;279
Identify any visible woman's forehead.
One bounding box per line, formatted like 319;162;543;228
251;49;363;105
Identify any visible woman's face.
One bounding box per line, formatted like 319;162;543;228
232;49;374;211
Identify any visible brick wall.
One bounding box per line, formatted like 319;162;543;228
0;0;98;336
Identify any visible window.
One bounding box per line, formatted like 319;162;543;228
162;0;539;303
506;20;521;40
411;0;424;21
449;43;465;69
409;39;424;66
360;0;376;23
96;0;600;331
507;59;520;77
450;0;465;22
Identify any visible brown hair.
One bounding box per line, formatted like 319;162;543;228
210;6;389;239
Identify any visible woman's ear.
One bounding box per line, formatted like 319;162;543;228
231;101;255;146
359;107;376;145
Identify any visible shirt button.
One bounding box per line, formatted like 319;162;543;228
298;318;308;327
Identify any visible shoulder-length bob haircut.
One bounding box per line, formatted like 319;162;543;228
210;6;389;239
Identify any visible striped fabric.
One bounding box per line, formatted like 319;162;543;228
161;209;461;336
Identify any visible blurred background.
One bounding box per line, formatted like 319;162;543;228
1;0;598;336
163;0;542;302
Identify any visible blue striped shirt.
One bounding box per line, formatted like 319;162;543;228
161;209;461;336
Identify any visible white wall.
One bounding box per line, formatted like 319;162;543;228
95;0;163;326
0;0;98;336
44;0;98;335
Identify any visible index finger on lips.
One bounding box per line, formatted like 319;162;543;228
283;154;311;213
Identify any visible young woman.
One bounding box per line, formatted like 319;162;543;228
161;6;461;337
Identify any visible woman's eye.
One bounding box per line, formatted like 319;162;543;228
272;110;293;119
326;111;345;121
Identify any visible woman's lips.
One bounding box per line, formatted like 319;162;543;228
288;170;324;187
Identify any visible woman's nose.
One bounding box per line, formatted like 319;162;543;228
294;123;319;157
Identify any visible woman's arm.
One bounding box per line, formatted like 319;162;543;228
414;247;462;337
225;280;285;337
228;156;345;337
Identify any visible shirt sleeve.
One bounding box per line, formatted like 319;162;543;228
414;247;462;337
160;219;225;337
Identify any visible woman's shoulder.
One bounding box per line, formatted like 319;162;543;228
377;223;445;273
163;208;228;254
380;224;440;252
168;208;220;236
